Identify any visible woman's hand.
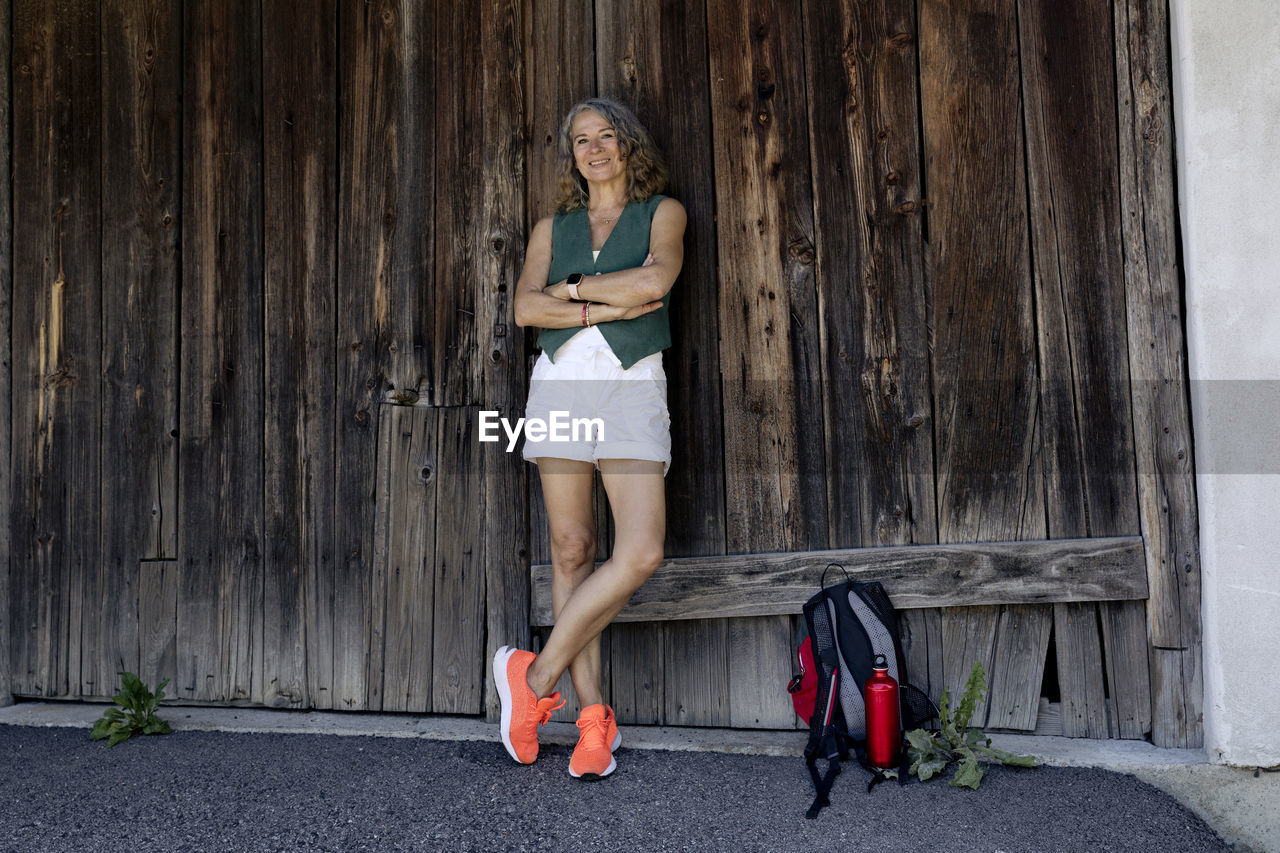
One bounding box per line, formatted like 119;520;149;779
544;254;656;301
592;299;663;322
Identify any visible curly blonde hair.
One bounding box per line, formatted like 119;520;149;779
553;98;669;212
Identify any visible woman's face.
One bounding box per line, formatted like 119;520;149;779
570;110;626;186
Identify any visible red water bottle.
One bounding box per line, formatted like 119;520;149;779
864;653;901;768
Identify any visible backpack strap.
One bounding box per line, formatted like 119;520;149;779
805;752;841;819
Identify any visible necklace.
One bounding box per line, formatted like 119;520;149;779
588;206;623;224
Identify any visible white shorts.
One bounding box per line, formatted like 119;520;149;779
522;328;671;475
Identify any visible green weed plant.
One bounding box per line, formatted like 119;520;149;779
904;661;1037;789
90;672;172;746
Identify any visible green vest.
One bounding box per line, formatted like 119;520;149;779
537;194;672;369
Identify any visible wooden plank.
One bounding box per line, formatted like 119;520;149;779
432;408;485;714
941;606;1000;727
432;1;480;406
986;605;1053;730
0;0;12;707
990;697;1062;737
335;0;433;710
530;536;1148;625
367;407;394;710
261;0;338;711
523;0;593;224
595;0;727;728
1100;600;1152;738
1018;0;1146;739
479;0;529;723
608;622;663;725
98;0;181;702
921;0;1041;545
707;0;825;556
11;0;103;699
373;404;436;713
663;619;728;726
178;0;264;704
138;560;179;696
802;0;937;551
1020;1;1137;538
1114;0;1203;748
1054;602;1109;737
899;607;945;707
658;620;724;727
726;616;793;728
707;0;825;732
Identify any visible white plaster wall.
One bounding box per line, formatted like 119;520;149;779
1171;0;1280;766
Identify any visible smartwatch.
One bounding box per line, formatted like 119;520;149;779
566;272;584;301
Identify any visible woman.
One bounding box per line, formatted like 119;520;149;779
494;97;686;779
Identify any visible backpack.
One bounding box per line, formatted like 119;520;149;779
788;567;938;818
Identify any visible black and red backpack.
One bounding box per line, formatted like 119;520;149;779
788;568;938;818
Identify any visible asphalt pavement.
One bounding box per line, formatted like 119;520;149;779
0;722;1231;852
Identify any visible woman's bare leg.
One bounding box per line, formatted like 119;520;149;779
526;459;665;699
535;458;604;707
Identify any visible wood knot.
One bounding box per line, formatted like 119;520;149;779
389;388;419;405
788;237;816;265
45;367;76;388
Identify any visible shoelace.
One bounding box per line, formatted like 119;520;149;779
576;713;611;748
535;694;566;726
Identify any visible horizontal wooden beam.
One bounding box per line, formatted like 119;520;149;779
530;536;1148;627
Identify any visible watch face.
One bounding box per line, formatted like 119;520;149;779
567;273;584;286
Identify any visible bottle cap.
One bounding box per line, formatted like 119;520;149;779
873;653;888;670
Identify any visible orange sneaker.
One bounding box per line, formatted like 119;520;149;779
569;704;621;779
493;646;564;764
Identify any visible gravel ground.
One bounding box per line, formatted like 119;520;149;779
0;724;1230;852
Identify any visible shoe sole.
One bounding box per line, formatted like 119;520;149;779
493;645;523;764
568;730;623;780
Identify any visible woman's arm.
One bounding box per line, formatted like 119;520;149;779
542;198;687;308
513;217;662;329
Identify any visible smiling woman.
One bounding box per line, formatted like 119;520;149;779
498;97;688;781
